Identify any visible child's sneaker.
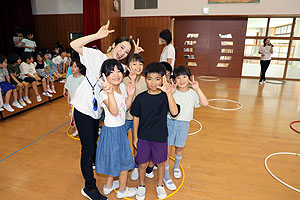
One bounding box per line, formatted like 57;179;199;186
36;95;42;102
72;130;79;137
103;180;119;195
24;96;32;104
81;187;108;200
136;185;146;200
156;185;167;199
0;107;4;111
51;85;57;93
174;168;181;179
116;187;137;198
42;91;53;97
60;79;66;83
131;168;139;181
163;178;177;191
12;101;23;109
48;88;54;94
4;104;14;112
19;98;26;107
145;171;154;179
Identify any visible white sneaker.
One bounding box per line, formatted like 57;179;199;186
12;101;23;109
72;130;78;137
24;96;32;104
259;81;263;85
174;168;182;179
131;168;139;181
145;171;154;179
60;79;66;83
116;187;137;198
47;88;54;94
163;178;177;191
136;185;146;200
263;80;266;83
42;91;53;97
36;95;42;102
153;165;158;170
0;107;4;111
156;185;167;199
19;99;26;107
4;104;14;112
52;87;57;93
103;180;119;195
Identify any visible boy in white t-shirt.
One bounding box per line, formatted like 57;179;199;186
21;31;37;53
163;66;208;191
52;48;68;73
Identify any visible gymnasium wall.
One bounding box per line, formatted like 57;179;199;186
121;0;300;17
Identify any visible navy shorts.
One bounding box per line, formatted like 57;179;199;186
10;77;24;86
0;81;16;94
23;77;36;84
136;139;168;164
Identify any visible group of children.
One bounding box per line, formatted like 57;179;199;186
73;53;208;199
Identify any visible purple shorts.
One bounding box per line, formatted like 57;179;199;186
135;139;168;164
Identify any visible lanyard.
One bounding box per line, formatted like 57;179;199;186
86;76;99;111
86;76;99;95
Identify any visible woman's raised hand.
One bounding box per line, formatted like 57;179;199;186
133;38;144;54
95;20;115;39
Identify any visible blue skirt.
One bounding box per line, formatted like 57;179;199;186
95;124;134;177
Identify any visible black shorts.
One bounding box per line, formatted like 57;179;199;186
23;77;36;84
10;77;24;86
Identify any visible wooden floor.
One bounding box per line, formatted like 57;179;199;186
0;77;300;200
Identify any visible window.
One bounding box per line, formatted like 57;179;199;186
134;0;158;9
268;18;293;37
246;18;268;37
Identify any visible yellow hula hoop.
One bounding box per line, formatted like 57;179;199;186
114;156;185;200
67;126;80;141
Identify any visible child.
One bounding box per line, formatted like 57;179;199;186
64;58;86;137
52;48;67;73
65;48;74;79
35;52;55;94
130;62;179;200
95;59;137;199
43;51;64;84
0;55;23;112
122;54;148;181
52;45;60;59
164;66;208;191
13;27;24;56
21;30;36;53
7;53;31;106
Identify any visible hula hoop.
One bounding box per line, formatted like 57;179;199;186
290;121;300;134
67;126;80;141
188;119;202;136
264;152;300;193
114;156;185;200
208;99;242;111
265;79;287;85
198;76;219;82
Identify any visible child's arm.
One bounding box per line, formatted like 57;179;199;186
33;73;41;81
125;81;136;110
6;74;11;83
99;74;118;116
157;76;179;116
132;116;139;149
10;73;23;87
70;20;114;55
189;75;209;106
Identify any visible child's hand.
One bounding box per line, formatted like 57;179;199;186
189;75;199;90
98;73;113;94
17;83;24;88
132;38;144;54
170;79;177;94
133;138;138;149
95;20;115;39
126;66;137;82
63;88;68;97
127;81;136;96
157;75;172;94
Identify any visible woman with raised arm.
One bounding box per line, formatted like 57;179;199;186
70;20;143;200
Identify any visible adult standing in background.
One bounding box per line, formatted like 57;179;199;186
159;29;176;71
259;37;273;84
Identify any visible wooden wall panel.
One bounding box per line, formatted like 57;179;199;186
123;16;171;66
33;14;83;52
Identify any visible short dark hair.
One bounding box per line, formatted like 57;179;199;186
144;62;166;77
160;62;172;73
101;59;124;77
66;47;73;54
0;55;6;64
59;48;66;55
173;66;191;79
159;29;172;45
7;53;20;64
71;58;86;76
126;54;144;66
25;30;33;38
22;52;33;62
14;27;23;36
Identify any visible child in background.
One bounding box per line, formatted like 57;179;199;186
164;66;208;191
64;58;86;137
130;62;179;200
21;30;36;53
65;48;73;79
95;59;137;199
35;52;55;94
7;53;31;106
123;54;148;181
0;55;23;112
52;48;67;74
13;27;24;56
160;61;173;83
52;44;61;59
43;51;64;83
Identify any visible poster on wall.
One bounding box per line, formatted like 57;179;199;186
208;0;260;3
